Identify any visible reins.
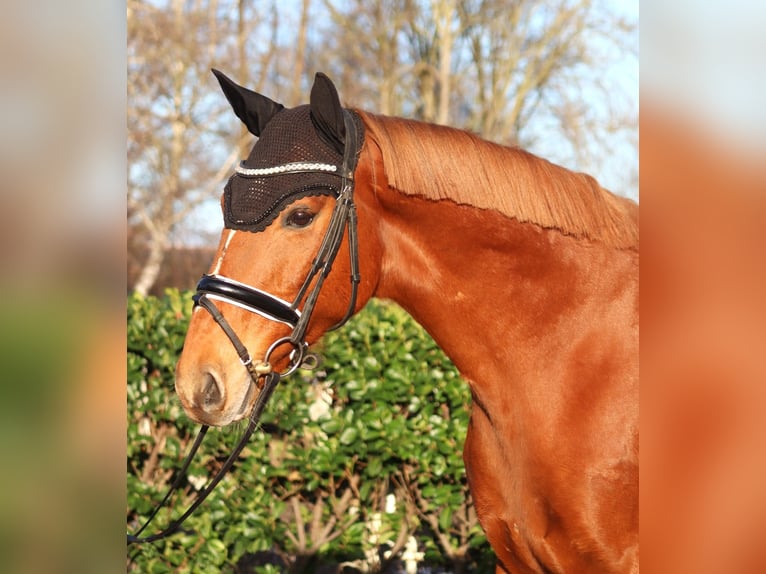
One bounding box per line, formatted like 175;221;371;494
127;110;362;545
127;370;280;544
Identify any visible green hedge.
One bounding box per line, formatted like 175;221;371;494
127;290;493;573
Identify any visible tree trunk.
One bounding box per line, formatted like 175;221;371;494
434;0;454;125
289;0;311;106
451;554;467;574
237;0;251;158
133;234;167;296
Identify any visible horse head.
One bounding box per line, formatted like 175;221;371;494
175;71;381;426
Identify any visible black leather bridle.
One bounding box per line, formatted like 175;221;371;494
194;108;361;377
127;110;361;545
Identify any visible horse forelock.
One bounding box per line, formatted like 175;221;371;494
358;111;638;250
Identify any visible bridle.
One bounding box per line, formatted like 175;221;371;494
127;109;362;545
195;108;361;376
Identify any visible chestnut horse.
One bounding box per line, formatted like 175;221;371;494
175;71;639;573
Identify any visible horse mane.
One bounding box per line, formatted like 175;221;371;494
358;111;638;249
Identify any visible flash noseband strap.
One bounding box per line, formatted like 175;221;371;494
193;274;300;327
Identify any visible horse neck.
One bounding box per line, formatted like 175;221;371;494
372;185;639;388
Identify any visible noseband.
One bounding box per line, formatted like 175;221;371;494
128;110;362;545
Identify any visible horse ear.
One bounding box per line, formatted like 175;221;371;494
310;73;346;154
212;69;284;136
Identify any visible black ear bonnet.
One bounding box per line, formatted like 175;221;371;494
221;94;364;233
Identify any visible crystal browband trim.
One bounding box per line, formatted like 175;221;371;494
235;162;338;176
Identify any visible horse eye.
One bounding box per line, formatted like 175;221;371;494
285;208;315;228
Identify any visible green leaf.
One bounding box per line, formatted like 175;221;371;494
367;457;382;477
339;426;359;445
438;508;453;532
320;417;341;434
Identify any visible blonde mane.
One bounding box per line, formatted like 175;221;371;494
359;111;638;249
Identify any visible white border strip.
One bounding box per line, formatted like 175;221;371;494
235;162;338;176
203;294;300;327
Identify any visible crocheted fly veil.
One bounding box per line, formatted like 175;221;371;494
220;71;364;234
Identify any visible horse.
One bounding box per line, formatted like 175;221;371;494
174;70;639;573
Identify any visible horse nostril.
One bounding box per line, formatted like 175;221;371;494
196;371;223;409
